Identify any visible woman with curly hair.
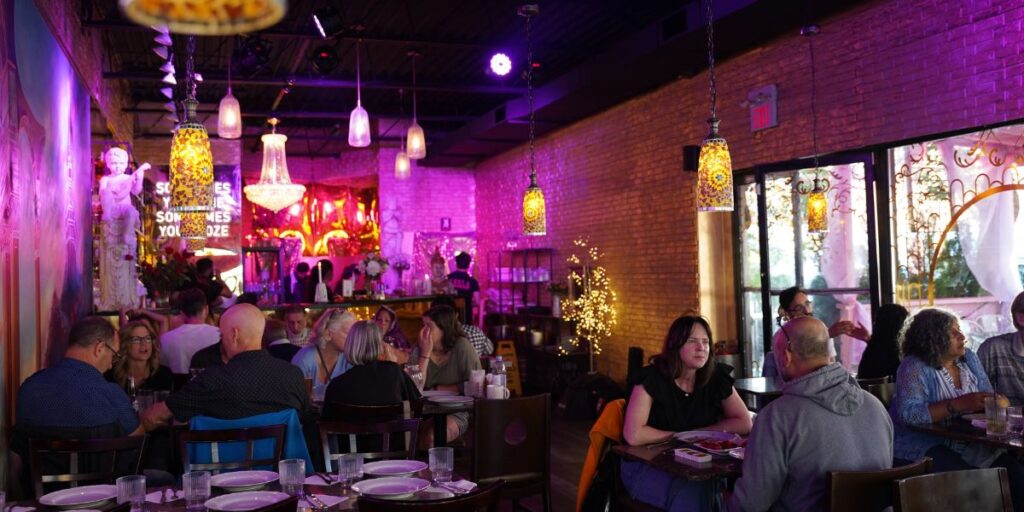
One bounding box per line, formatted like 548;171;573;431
105;319;173;395
891;308;1024;511
621;315;751;511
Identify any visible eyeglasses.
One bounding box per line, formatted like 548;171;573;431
779;325;794;353
102;341;122;362
126;336;155;345
787;301;813;315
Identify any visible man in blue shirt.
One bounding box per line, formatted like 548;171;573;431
16;316;141;435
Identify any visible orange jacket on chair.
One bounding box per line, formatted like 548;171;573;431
576;398;626;512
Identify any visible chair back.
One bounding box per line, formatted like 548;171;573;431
321;402;409;422
318;418;421;472
825;457;932;512
471;394;550;486
177;425;285;473
857;376;890;388
29;435;147;498
865;382;896;408
357;480;504;511
893;467;1013;512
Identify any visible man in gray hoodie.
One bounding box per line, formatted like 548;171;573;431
728;316;893;512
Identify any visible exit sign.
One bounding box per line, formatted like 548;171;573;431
748;84;778;132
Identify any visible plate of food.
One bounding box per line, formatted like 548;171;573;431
674;430;743;454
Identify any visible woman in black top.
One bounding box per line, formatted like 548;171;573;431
621;315;751;512
105;320;174;395
323;320;421;411
855;303;908;380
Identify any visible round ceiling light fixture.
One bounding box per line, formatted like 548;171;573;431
489;53;512;76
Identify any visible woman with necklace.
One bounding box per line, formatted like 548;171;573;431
291;308;356;401
106;320;173;395
621;315;751;512
891;308;1024;512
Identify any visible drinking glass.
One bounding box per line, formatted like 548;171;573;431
1;490;7;512
182;471;211;512
429;447;454;483
985;396;1008;438
1008;406;1024;436
116;475;146;512
278;458;306;497
405;364;425;392
336;453;364;489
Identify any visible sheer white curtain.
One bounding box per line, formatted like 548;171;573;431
820;164;872;370
937;141;1023;318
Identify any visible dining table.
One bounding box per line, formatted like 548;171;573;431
611;440;743;482
733;377;783;411
908;418;1024;455
417;396;475;448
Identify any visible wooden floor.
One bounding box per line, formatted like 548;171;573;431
497;410;593;511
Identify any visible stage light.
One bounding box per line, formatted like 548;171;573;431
490;53;512;76
313;6;344;38
235;36;272;75
311;45;340;74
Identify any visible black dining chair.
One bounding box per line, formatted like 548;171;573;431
470;393;551;512
825;457;932;512
28;435;147;498
893;467;1013;512
358;480;504;511
318;418;421;472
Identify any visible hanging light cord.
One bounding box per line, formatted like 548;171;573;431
704;0;717;121
526;10;536;180
227;39;232;94
356;39;362;104
411;53;418;121
398;88;405;146
809;29;820;175
186;36;197;102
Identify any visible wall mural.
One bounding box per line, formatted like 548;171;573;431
0;0;93;437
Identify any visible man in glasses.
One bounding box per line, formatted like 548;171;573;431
728;316;892;512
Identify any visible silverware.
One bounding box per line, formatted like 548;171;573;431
315;472;334;485
433;480;470;495
306;493;330;511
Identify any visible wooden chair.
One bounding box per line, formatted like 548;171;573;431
857;376;891;388
318;418;421;472
29;435;147;498
471;394;551;512
320;402;411;422
893;467;1013;512
176;425;285;474
825;457;932;512
358;480;504;511
250;495;299;512
865;382;896;408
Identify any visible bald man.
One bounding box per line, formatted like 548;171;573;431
141;304;310;429
728;316;892;512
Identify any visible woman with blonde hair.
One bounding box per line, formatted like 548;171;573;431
105;319;173;395
291;308;357;400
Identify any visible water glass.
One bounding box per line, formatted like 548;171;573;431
985;396;1008;438
1;490;7;512
1008;406;1024;436
279;458;306;497
429;447;454;483
336;453;364;488
405;364;425;392
182;471;211;511
116;475;146;512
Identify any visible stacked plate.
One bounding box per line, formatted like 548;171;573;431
362;460;428;478
351;477;430;500
205;491;290;511
38;485;117;509
210;470;279;492
426;395;474;407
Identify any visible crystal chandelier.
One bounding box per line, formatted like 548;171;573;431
217;52;242;139
796;25;830;234
121;0;288;36
170;36;213;251
520;4;546;236
696;0;733;212
406;51;426;159
244;118;306;213
348;39;371;147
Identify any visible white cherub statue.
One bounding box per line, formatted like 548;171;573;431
99;147;149;247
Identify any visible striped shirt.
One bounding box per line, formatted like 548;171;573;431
978;332;1024;406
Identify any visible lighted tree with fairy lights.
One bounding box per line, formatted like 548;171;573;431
561;238;618;373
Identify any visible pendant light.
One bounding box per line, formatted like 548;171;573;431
520;4;546;236
406;51;426;159
395;89;411;180
121;0;287;36
348;39;371;148
797;25;829;234
696;0;733;212
244;118;306;213
169;36;214;251
217;50;242;139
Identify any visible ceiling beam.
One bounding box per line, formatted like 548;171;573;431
121;107;475;122
103;71;524;95
130;132;429;142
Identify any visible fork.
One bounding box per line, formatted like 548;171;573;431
306;493;330;511
315;472;334;485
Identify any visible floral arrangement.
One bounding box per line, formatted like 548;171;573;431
139;245;197;298
357;252;390;280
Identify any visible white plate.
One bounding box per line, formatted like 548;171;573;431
39;485;117;509
427;395;474;407
210;470;279;491
674;430;743;454
421;390;457;397
204;491;290;511
963;413;986;421
414;486;455;500
362;459;428;477
351;477;430;498
727;447;746;460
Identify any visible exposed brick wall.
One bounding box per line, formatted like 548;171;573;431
474;0;1024;382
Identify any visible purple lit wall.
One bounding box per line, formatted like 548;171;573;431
0;0;93;429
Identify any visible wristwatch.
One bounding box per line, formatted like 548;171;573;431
946;400;958;417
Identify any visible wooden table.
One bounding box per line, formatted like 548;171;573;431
419;398;475;448
908;419;1024;455
611;441;742;482
734;377;783;411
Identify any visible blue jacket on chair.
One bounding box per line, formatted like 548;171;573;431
188;409;313;474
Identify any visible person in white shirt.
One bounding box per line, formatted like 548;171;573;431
159;288;220;374
284;305;310;346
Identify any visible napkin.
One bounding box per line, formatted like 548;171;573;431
145;489;183;504
447;480;478;492
304;474;338;486
310;494;347;507
971;419;988;429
